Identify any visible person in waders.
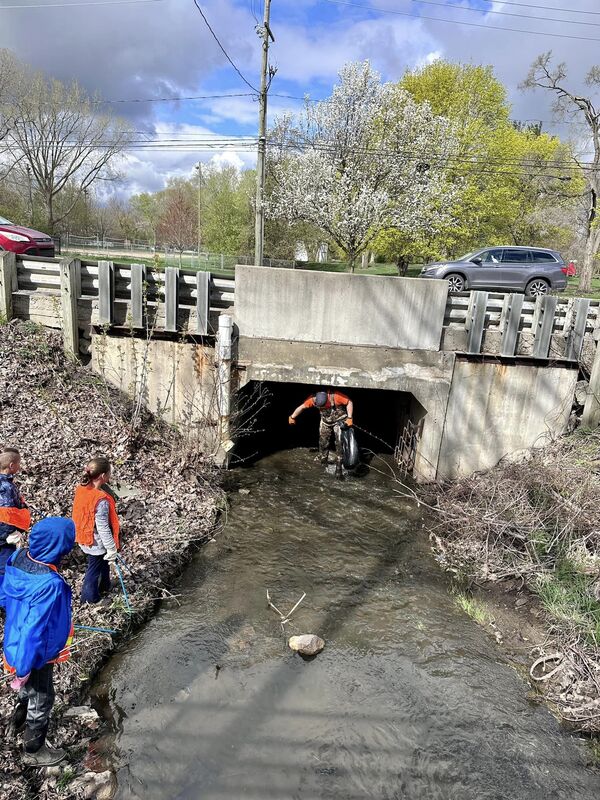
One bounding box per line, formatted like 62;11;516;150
3;517;75;767
289;390;353;479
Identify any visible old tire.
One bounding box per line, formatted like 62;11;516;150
525;279;550;298
446;273;465;293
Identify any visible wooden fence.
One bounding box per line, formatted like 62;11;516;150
0;253;234;355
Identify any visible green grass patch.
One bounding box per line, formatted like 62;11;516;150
57;767;76;791
534;561;600;645
454;591;491;625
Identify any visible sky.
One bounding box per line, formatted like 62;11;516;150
1;0;600;195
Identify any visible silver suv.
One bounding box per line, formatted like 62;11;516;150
419;246;568;296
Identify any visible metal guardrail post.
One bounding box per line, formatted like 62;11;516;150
532;296;558;359
59;257;80;356
465;291;488;354
98;260;115;325
196;270;210;335
0;251;17;321
164;267;179;332
130;263;146;329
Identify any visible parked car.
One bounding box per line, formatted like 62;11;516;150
0;216;55;258
419;246;569;297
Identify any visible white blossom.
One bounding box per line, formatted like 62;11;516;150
267;61;458;268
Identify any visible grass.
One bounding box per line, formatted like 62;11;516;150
57;767;76;791
453;591;491;625
534;561;600;646
562;275;600;300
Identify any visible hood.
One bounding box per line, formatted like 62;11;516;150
29;517;75;565
0;224;52;240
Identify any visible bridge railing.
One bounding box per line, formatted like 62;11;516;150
1;253;598;364
0;252;234;355
445;291;600;362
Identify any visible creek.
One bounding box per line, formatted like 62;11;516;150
91;450;599;800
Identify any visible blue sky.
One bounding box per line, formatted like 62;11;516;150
1;0;599;193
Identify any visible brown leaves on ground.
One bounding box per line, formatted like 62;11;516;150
0;320;222;798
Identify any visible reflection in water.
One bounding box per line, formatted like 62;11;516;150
93;451;599;800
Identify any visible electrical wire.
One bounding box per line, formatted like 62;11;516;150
100;92;256;105
322;0;600;43
412;0;600;28
0;0;162;7
445;0;600;14
191;0;259;93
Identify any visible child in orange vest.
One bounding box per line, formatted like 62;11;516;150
0;448;31;605
71;457;120;605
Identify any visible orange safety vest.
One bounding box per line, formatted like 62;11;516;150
0;506;31;532
72;485;120;550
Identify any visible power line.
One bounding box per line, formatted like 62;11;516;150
191;0;259;93
453;0;600;14
412;0;600;28
101;92;256;105
322;0;600;43
0;0;162;8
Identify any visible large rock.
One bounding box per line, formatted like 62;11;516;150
288;634;325;656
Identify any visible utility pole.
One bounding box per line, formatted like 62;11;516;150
195;162;202;265
26;165;33;225
254;0;274;267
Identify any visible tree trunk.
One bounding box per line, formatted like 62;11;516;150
396;255;409;277
348;252;356;273
581;187;599;293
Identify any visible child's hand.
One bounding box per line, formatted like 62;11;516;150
10;673;30;691
104;549;118;563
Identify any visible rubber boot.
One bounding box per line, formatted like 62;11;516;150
10;700;28;734
23;744;67;767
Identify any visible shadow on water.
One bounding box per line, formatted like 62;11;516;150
91;450;600;800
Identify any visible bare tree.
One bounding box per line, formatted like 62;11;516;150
522;53;600;292
0;50;19;177
7;64;132;233
156;181;197;266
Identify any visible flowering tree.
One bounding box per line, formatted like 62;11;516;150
267;61;457;271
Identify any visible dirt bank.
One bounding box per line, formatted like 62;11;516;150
0;320;222;799
423;429;600;737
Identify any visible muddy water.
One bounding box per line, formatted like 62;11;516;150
93;451;599;800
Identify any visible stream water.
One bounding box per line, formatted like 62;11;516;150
92;450;599;800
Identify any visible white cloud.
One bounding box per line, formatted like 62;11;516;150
113;122;256;194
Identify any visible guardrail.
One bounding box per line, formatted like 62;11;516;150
1;253;598;364
445;291;600;361
0;252;234;355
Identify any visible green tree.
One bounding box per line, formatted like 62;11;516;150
384;61;581;265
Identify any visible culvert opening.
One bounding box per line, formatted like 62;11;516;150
231;381;425;470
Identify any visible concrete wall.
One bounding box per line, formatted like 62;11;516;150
91;333;220;451
235;265;448;352
437;359;578;479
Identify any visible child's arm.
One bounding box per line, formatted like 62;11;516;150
95;500;118;560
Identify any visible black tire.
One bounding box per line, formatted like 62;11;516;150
446;273;465;293
525;278;550;298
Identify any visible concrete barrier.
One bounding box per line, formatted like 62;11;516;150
235;265;448;351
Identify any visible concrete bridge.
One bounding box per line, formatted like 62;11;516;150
1;252;599;481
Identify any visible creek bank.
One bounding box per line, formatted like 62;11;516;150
0;321;222;800
424;427;600;737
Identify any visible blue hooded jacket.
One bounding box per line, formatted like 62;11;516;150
3;517;75;677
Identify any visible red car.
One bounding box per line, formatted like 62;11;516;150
0;216;55;258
